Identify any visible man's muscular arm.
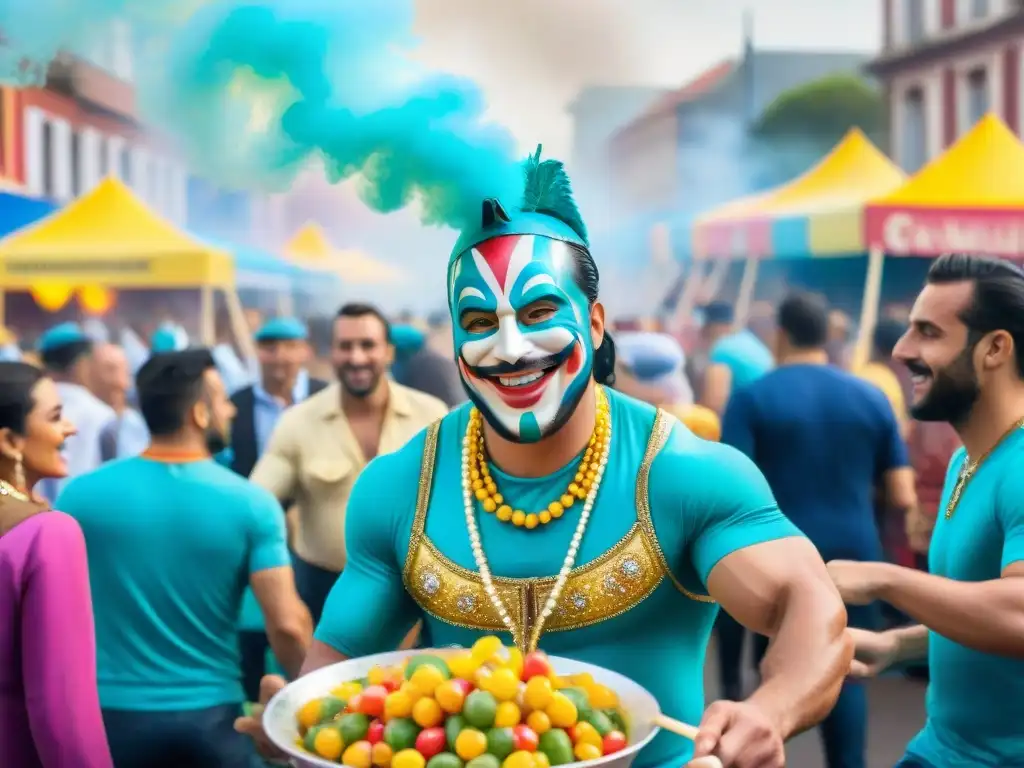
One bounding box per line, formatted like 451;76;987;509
708;539;850;736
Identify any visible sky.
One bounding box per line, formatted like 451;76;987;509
292;0;883;310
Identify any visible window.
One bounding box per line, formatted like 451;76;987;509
906;0;926;43
120;147;131;184
902;88;927;172
70;132;81;196
966;67;989;127
42;121;54;199
971;0;990;19
98;137;108;178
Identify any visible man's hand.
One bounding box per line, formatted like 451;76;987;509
847;628;901;678
905;507;934;554
234;675;288;760
826;560;892;605
691;700;784;768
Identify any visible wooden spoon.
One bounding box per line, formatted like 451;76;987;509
651;714;724;768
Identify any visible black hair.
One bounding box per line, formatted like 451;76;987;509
566;243;616;387
41;339;92;374
136;349;217;436
873;318;907;359
336;302;391;343
777;291;829;349
0;362;44;435
927;253;1024;376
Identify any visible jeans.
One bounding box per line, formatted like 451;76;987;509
102;703;264;768
293;553;342;625
239;630;270;703
720;603;879;768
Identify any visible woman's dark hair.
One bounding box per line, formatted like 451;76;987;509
0;362;45;435
927;253;1024;376
136;349;217;436
567;243;616;387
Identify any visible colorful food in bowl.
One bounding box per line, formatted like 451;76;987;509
264;637;661;768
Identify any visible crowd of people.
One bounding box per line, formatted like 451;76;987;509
1;149;1024;768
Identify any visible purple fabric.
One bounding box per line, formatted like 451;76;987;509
0;511;113;767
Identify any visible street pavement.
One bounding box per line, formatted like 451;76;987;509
703;640;928;767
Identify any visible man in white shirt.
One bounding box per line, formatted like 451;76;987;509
93;343;150;460
37;323;116;500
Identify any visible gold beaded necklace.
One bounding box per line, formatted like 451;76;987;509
466;389;611;529
945;415;1024;519
0;479;30;503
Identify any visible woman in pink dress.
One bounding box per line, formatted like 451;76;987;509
0;361;113;767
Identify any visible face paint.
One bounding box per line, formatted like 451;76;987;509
449;234;593;443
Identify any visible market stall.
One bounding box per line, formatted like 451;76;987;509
688;129;904;329
858;112;1024;363
0;176;253;357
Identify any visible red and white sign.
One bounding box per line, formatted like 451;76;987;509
866;207;1024;258
694;218;772;260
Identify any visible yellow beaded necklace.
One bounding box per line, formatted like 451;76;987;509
465;386;611;529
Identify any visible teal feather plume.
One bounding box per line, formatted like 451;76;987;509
520;144;588;246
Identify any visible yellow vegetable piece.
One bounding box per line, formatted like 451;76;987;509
526;710;551;734
533;752;551;768
507;647;524;679
488;668;521;702
332;681;364;700
545;692;578;728
472;636;504;663
494;701;522;728
412;696;444;728
586;684;618;709
343;741;373;768
574;743;602;762
434;680;466;714
371;742;394;767
503;750;537;768
392;748;426;768
447;651;480;680
455;728;489;760
313;727;344;760
367;665;388;686
573;722;602;748
384;690;414;720
569;673;594;688
549;676;570;690
410;665;445;696
399;681;425;703
523;677;553;711
297;698;324;731
475;666;494;690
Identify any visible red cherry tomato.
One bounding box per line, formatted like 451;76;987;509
512;725;539;752
359;685;388;718
521;651;553;681
381;679;399;693
367;720;385;745
602;731;627;755
452;678;474;696
415;727;447;759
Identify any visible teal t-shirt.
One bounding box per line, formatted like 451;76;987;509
907;430;1024;766
316;391;801;767
709;330;774;391
57;456;290;711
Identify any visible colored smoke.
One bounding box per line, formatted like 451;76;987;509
0;0;524;231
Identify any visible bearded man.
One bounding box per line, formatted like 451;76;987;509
239;149;850;768
828;253;1024;768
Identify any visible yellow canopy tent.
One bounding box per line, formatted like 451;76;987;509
0;176;250;351
284;223;403;284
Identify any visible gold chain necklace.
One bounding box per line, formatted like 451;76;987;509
466;394;610;529
461;386;612;651
945;415;1024;519
0;479;30;503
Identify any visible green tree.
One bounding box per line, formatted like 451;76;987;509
753;74;887;147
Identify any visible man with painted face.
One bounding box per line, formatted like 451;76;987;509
828;254;1024;768
238;150;850;768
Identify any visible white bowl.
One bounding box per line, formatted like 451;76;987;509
264;650;662;768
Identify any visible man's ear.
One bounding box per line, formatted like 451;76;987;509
590;301;606;349
192;400;210;430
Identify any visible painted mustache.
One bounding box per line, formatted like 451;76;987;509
464;341;574;378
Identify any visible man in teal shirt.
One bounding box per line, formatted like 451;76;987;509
699;301;774;415
828;254;1024;767
58;349;311;768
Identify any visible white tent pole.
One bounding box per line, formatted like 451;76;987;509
852;245;886;370
734;256;760;329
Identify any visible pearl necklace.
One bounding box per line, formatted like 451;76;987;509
461;386;612;652
0;479;29;503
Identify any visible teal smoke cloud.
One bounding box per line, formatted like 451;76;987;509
0;0;524;231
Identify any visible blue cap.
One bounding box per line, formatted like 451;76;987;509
255;317;308;343
37;322;89;354
151;324;189;353
390;324;426;354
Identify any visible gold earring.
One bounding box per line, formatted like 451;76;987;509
13;452;24;492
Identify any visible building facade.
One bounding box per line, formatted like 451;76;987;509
871;0;1024;171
